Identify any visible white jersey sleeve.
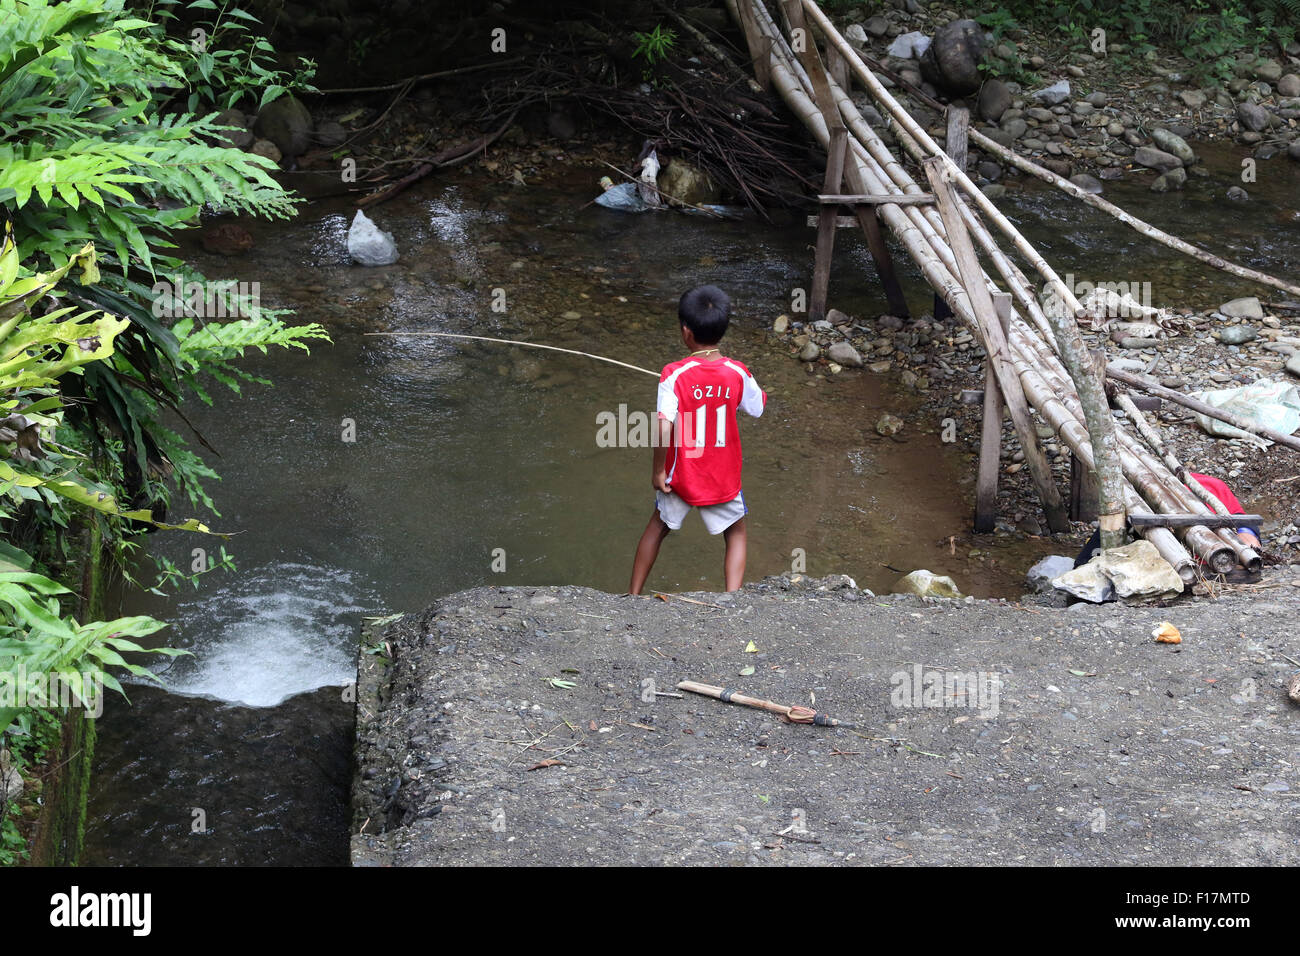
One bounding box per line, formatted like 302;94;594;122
725;360;766;418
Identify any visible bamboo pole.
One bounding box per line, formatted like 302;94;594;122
828;33;1300;300
733;0;1239;574
796;0;1126;544
966;130;1300;300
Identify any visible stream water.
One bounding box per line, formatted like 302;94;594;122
83;147;1300;865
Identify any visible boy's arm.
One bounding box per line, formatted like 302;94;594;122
655;370;677;493
652;417;673;493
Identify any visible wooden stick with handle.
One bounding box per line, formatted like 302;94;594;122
677;681;857;728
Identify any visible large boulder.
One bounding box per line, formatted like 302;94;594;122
1054;540;1184;603
254;94;314;158
1219;296;1263;319
658;160;720;207
919;20;984;96
1095;540;1184;599
891;569;963;599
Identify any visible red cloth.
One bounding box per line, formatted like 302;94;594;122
656;355;765;506
1187;473;1244;515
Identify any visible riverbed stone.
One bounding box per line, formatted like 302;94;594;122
1033;80;1070;106
1218;324;1257;345
1280;74;1300;98
827;341;864;367
254;94;313;157
1237;102;1271;132
772;315;789;334
887;30;929;59
1226;186;1249;201
891;569;962;599
1178;90;1207;108
1151;128;1195;164
1134;146;1183;172
1027;555;1075;592
1068;173;1103;194
1001;117;1028;139
660;160;719;206
1150;168;1186;192
798;341;821;362
1255;58;1283;82
209;108;253;149
1053;561;1115;603
875;412;903;435
1219;296;1264;319
1286;353;1300;378
978;79;1012;122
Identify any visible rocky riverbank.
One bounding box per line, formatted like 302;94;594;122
351;574;1300;866
767;294;1300;559
832;3;1300;193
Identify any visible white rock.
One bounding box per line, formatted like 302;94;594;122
887;31;930;59
891;569;962;598
1033;79;1071;105
1027;555;1075;592
844;23;868;48
1052;561;1115;603
347;210;399;266
1095;540;1184;598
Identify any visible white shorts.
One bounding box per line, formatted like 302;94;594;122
655;490;747;535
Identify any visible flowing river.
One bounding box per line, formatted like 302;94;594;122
83;147;1300;864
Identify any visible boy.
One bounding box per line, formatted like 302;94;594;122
628;285;766;594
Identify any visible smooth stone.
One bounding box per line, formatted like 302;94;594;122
1151;128;1195;164
891;569;962;599
1033;80;1070;105
827;341;864;367
1218;325;1257;345
1219;296;1263;319
1134;146;1183;172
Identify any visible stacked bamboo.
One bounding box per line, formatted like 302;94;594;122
728;0;1262;579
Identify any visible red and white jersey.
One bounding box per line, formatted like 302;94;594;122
657;355;766;506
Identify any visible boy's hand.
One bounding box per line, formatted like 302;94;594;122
653;470;672;494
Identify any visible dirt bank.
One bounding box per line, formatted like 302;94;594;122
351;571;1300;866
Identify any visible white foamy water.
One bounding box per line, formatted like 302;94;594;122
151;562;374;708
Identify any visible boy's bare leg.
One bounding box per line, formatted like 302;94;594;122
629;511;671;595
722;517;747;592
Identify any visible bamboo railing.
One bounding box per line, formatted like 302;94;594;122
728;0;1272;579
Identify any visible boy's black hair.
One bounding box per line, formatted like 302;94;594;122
678;285;730;345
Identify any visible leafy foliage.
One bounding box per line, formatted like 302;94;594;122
0;0;330;858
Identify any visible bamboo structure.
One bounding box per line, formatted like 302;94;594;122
727;0;1273;577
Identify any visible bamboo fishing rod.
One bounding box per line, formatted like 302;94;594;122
363;331;659;377
678;680;858;729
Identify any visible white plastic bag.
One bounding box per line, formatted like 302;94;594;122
347;209;399;266
1186;379;1300;446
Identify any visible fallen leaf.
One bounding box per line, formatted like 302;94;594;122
526;759;564;771
1068;669;1097;677
744;640;758;653
739;665;755;676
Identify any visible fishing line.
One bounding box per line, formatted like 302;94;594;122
364;331;659;377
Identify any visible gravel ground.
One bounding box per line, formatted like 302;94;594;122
350;572;1300;866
